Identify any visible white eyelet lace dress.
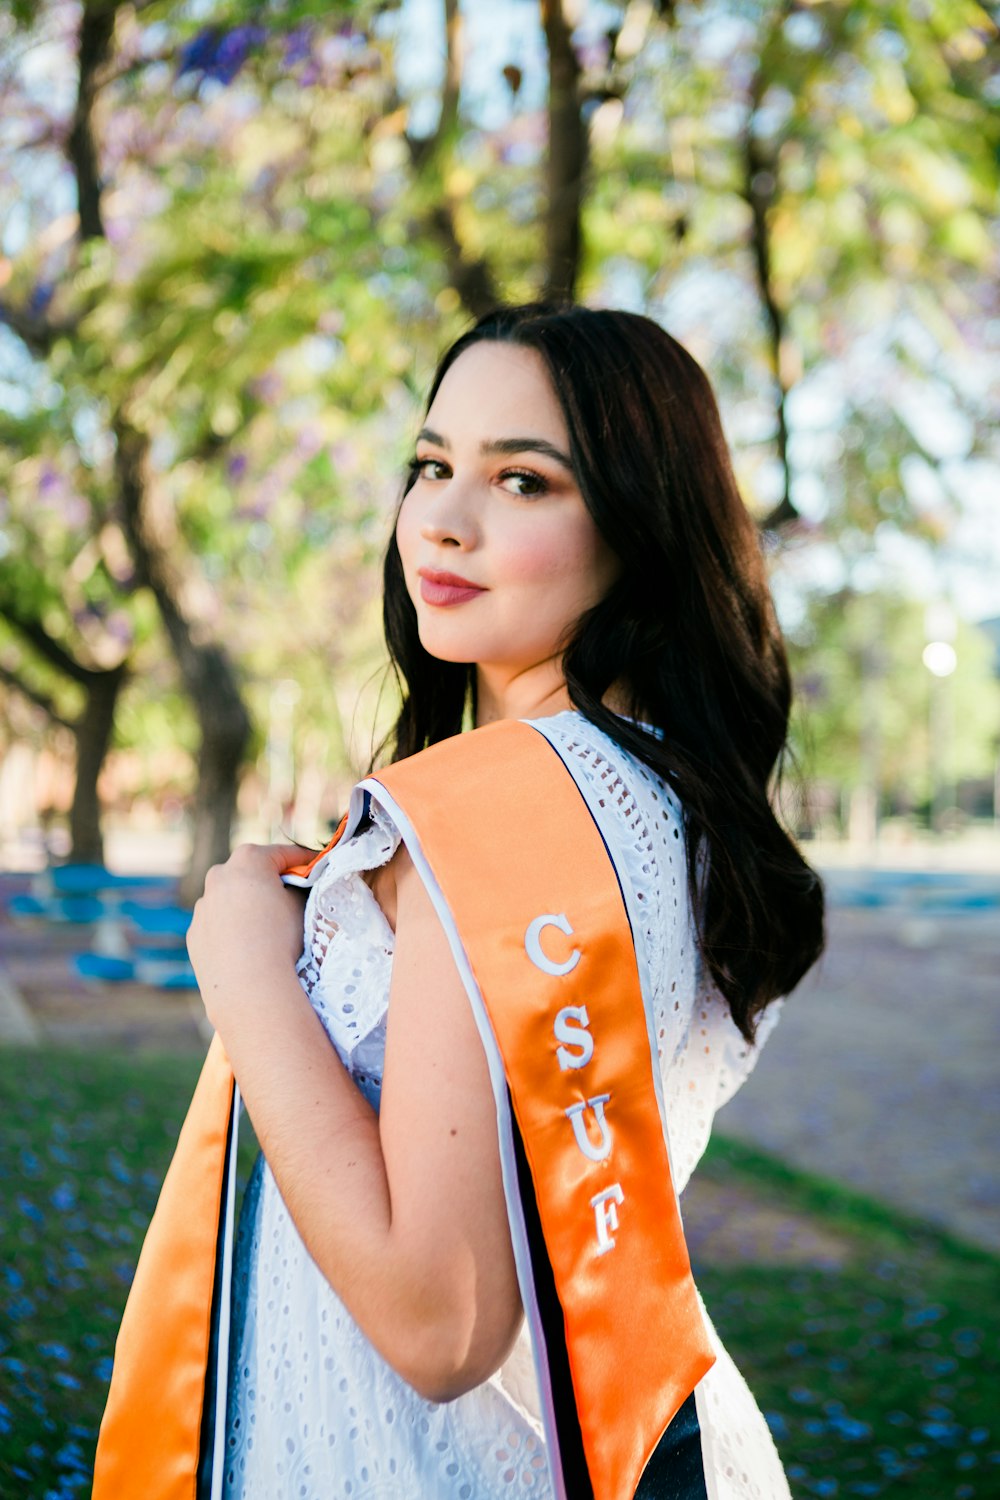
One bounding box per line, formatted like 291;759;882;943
222;710;791;1500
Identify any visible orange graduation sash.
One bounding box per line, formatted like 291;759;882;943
93;718;715;1500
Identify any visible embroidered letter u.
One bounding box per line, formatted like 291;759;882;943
565;1094;613;1163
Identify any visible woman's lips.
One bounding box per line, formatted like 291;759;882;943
418;572;487;607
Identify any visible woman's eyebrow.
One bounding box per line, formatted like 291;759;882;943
416;427;574;474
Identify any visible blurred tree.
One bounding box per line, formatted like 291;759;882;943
0;329;137;861
786;587;1000;829
0;574;129;864
0;0;255;892
0;0;997;886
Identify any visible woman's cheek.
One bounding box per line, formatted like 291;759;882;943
394;498;416;572
503;516;591;585
518;520;614;616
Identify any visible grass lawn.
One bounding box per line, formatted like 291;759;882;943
0;1047;996;1498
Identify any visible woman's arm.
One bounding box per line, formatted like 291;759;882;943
186;841;523;1402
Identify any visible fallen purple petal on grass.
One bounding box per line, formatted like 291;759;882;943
38;1342;70;1362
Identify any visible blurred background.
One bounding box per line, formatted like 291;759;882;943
0;2;997;1498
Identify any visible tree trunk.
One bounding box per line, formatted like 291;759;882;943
542;0;587;302
0;607;129;866
744;19;799;533
1;3;250;889
114;416;252;903
69;661;127;864
180;647;252;906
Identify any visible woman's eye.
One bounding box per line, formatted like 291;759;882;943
501;468;549;498
412;456;449;481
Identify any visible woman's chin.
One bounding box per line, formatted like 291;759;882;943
416;631;475;665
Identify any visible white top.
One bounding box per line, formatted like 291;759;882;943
222;710;790;1499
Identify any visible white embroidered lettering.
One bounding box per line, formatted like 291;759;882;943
565;1094;613;1162
524;913;581;977
554;1005;594;1071
590;1184;624;1255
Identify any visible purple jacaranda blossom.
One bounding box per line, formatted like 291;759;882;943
176;24;267;87
54;1439;90;1474
235;498;271;521
104;613;134;645
176;27;223;77
284;26;313;67
295;425;323;459
27;282;55;318
38;1343;71;1363
214;25;268;84
249;370;283;403
51;1182;76;1211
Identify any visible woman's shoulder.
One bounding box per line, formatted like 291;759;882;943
522;709;684;829
524;709;690;921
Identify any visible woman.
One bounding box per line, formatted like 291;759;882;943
186;303;825;1499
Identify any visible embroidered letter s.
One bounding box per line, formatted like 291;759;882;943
554;1005;594;1071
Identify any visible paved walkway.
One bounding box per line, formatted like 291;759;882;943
1;864;997;1255
717;873;1000;1253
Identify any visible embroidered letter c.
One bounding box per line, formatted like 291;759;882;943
524;913;580;977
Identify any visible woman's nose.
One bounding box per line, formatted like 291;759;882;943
419;480;479;549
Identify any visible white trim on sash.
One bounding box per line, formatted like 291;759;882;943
209;1083;242;1500
352;773;569;1500
523;717;686;1204
281;722;681;1498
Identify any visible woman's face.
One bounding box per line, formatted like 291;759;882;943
395;341;621;700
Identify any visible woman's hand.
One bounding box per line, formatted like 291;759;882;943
181;836;521;1401
186;843;309;1034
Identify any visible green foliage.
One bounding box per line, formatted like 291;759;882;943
696;1134;999;1498
786;587;1000;798
1;1046;996;1497
0;0;997;827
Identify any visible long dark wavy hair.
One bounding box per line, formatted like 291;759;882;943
375;302;824;1041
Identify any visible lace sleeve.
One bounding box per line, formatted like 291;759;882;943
294;804;400;1066
666;977;785;1193
712;994;784;1113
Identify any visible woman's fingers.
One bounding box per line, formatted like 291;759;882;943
217;842;316;875
257;842;315;873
